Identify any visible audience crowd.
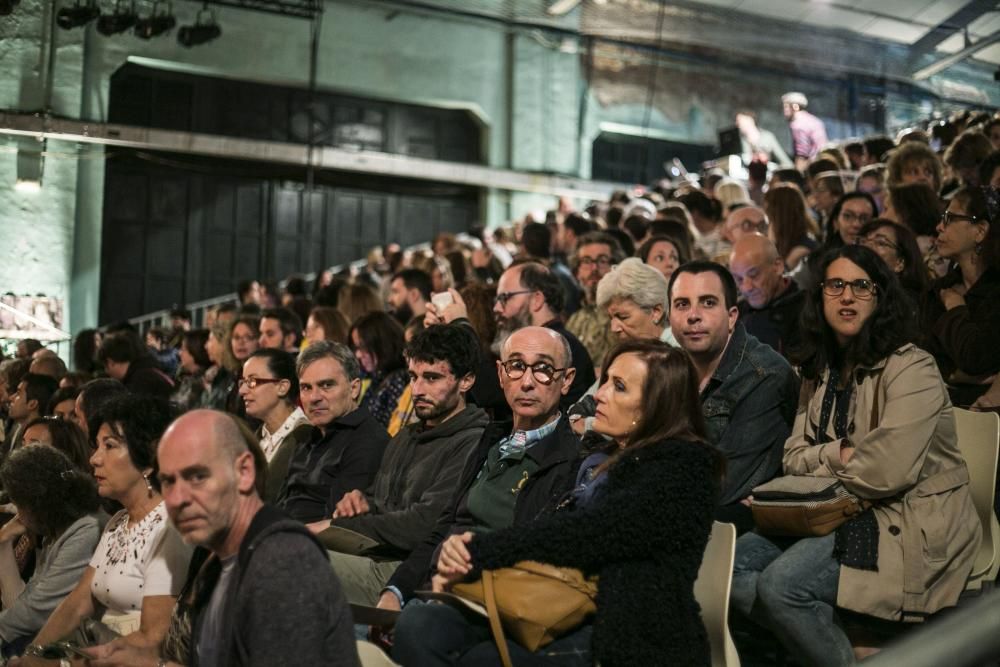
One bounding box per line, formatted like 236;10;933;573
0;103;998;666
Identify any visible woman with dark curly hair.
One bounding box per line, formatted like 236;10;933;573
395;339;723;666
22;395;191;654
731;245;980;667
349;311;410;434
0;445;104;657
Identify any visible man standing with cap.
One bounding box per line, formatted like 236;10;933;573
782;92;828;170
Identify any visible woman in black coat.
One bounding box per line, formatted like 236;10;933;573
429;340;724;667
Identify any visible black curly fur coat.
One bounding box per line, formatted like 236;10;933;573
467;437;719;667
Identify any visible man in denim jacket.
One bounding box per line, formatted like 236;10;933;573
669;261;798;532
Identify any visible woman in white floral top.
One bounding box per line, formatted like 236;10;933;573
16;395;191;663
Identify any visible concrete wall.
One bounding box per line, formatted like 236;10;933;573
1;0;997;336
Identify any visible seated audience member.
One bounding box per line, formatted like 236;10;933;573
320;324;488;604
810;171;845;224
944;129;993;188
97;331;174;400
170;329;212;413
520;221;583;316
731;245;981;667
376;327;579;616
565;232;625;371
763;183;818;271
855;163;886;213
668;262;798;531
239;349;312;504
350;312;412;433
276;342;389;524
715;178;752;214
57;372;90;391
86;411;361;667
920;185;1000;406
981;150;1000;188
72;329;102;376
730;235;805;358
677;190;729;260
856;219;928;305
72;378;127;440
19;416;92;471
638;234;688;281
14;341;42;361
47;386;80;422
0;446;104;657
721;204;768;246
4;374;58;454
145;328;179;378
304;306;350;346
18;394;190;658
794;192;879;290
258;307;302;353
596;258;676;347
27;353;67;383
885;140;942;193
490;262;595;408
883;182;942;271
387;268;432;325
394;339;722;666
200;323;236;411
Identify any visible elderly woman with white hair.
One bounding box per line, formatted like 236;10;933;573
596;258;678;346
570;258;678;434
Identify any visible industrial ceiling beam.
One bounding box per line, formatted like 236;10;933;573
907;0;998;61
196;0;322;19
0;111;628;201
912;29;1000;80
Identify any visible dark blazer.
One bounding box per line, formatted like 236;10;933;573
385;417;582;602
468;438;719;667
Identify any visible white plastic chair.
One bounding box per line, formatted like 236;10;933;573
694;521;741;667
356;640;398;667
953;408;1000;591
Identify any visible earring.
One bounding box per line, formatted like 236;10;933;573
975;242;983;256
144;474;154;498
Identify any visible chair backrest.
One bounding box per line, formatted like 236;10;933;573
356;640;398;667
953;408;1000;580
694;521;741;667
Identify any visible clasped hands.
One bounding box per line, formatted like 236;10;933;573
431;531;475;593
306;489;370;534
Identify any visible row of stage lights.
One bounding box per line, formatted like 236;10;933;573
56;0;221;47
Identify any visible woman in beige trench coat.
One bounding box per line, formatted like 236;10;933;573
729;245;981;667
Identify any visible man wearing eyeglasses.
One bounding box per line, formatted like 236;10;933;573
722;204;769;247
275;341;389;524
371;327;581;629
566;232;625;370
730;235;804;358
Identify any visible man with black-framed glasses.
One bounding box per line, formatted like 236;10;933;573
377;327;584;663
566;232;625;370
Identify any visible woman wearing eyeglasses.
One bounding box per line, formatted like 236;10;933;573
238;349;312;503
731;245;981;667
856;219;928;306
920;185;1000;407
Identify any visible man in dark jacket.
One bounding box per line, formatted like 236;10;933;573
317;324;489;604
276;341;389;523
730;234;806;358
373;325;581;618
98;330;175;399
84;409;359;667
669;261;798;533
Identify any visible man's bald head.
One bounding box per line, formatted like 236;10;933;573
729;234;786;309
29;353;67;380
161;410;266;496
501;326;572;369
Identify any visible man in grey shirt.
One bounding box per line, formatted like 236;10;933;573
85;410;360;667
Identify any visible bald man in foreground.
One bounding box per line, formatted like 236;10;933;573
86;410;360;667
729;234;805;357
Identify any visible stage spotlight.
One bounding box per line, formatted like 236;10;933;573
96;0;137;35
56;0;99;29
177;8;220;47
0;0;21;17
135;1;175;39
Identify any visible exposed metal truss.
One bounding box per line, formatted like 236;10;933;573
908;0;999;61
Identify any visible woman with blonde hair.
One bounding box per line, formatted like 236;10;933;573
337;282;383;325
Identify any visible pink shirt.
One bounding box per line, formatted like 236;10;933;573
789;111;828;159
